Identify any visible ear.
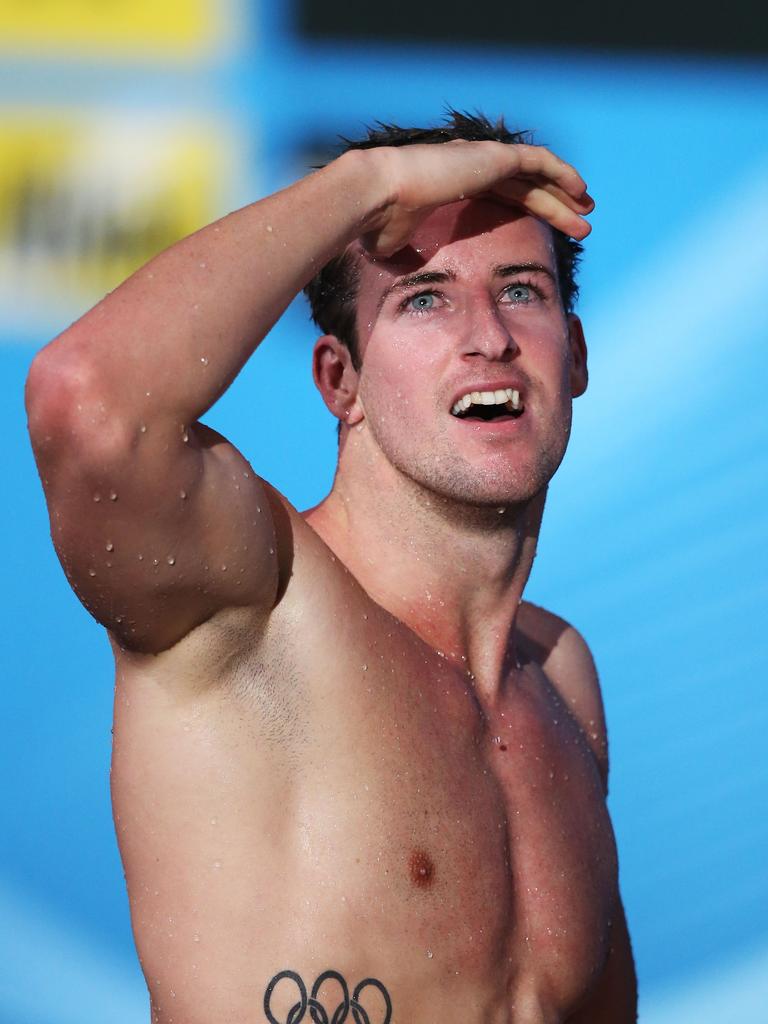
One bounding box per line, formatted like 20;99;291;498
312;335;365;426
567;315;588;398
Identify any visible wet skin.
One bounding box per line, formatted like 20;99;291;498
110;202;626;1023
111;536;617;1024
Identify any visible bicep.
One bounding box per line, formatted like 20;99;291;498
34;411;280;654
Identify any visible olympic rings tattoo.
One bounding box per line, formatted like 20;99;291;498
263;969;392;1024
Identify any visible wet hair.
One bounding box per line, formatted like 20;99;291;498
303;109;584;370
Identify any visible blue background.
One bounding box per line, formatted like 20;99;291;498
2;4;768;1021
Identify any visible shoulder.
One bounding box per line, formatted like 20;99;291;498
518;600;610;790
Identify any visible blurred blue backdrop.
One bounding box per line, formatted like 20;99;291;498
2;2;767;1021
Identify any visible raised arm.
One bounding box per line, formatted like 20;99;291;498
25;153;390;654
25;142;592;654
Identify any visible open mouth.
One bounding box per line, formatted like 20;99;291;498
450;388;525;423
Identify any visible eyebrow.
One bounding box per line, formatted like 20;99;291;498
376;269;457;314
492;262;557;283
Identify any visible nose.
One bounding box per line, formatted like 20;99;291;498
461;301;519;362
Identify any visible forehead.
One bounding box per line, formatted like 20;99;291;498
355;199;557;317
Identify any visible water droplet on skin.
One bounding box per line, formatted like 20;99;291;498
426;949;434;959
199;261;207;269
266;224;273;233
105;542;114;551
362;664;368;671
221;564;227;571
180;490;187;499
88;569;96;577
109;491;118;501
492;735;502;745
213;860;221;870
182;432;189;443
200;356;209;365
93;493;101;502
153;558;160;566
139;423;147;434
137;553;144;561
167;556;176;565
210;817;217;825
193;933;201;943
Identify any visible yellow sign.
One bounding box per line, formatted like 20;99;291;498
0;0;226;56
0;108;239;331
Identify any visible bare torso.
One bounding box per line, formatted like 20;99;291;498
111;499;618;1024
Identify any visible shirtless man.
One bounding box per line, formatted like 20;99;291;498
26;112;637;1023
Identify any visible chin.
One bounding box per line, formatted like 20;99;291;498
446;478;548;511
366;415;569;512
401;455;557;513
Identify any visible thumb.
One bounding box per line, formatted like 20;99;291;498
361;207;435;258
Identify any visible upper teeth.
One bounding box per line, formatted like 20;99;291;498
451;388;522;416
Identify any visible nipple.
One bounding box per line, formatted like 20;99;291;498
409;848;436;890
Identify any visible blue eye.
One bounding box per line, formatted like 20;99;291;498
504;284;533;304
408;292;436;312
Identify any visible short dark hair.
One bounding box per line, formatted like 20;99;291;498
303;109;583;370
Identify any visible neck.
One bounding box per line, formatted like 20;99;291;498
305;429;546;698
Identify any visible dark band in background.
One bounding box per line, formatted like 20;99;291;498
297;0;768;58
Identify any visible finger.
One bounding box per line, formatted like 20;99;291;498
500;182;593;239
537;179;595;213
508;144;590;201
493;175;595;215
361;209;434;258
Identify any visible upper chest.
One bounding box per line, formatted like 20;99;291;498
113;535;617;1012
243;590;618;960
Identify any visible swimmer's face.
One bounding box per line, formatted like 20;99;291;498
335;199;586;507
